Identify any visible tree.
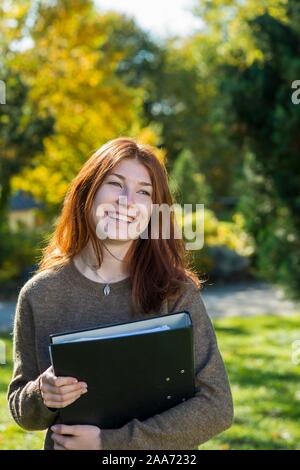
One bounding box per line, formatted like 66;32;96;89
179;0;290;213
0;1;54;223
169;148;211;207
220;2;300;298
9;0;154;212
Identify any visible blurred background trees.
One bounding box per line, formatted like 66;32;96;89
217;0;300;299
1;0;299;299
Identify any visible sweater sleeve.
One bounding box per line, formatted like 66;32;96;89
100;282;234;450
7;286;59;431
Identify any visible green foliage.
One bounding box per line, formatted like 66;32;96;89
169;148;211;207
0;2;55;220
220;5;300;298
3;0;160;211
0;67;54;220
105;14;241;206
202;315;300;449
176;207;255;279
0;219;45;285
1;0;299;294
0;335;45;449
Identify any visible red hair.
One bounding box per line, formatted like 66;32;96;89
37;137;203;315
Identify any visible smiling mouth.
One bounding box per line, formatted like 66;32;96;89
105;211;135;223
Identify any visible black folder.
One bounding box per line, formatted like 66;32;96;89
49;311;195;429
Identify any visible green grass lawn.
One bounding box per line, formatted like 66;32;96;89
1;315;300;450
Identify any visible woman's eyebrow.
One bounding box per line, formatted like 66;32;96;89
110;172;153;187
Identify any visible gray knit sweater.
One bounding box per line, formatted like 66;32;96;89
7;258;233;450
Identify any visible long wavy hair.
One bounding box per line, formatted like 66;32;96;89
37;136;203;315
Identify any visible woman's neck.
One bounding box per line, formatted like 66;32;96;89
73;239;133;283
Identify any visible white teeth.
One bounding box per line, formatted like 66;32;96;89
107;212;134;222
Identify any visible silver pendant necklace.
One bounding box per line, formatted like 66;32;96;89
82;244;127;296
94;271;111;296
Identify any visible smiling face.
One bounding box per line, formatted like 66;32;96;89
92;158;153;241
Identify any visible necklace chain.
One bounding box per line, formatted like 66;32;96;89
85;265;112;296
79;244;128;294
87;264;122;284
92;269;111;284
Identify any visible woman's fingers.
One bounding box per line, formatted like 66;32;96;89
42;382;87;395
52;433;75;450
47;374;79;388
44;390;87;408
53;442;66;450
48;388;87;402
59;382;87;394
39;366;88;408
51;424;83;436
54;444;65;450
43;366;82;388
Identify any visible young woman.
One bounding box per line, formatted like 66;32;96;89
7;137;233;450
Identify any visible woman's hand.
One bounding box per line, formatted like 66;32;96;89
39;366;88;409
51;424;102;450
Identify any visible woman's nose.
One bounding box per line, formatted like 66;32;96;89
120;187;135;205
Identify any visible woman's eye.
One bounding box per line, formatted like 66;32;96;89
108;182;150;196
